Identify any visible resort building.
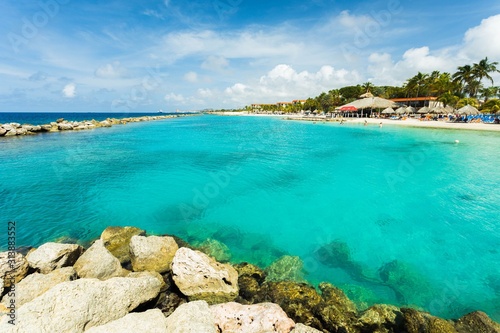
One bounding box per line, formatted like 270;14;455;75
390;97;443;109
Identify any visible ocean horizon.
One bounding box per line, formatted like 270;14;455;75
0;114;498;321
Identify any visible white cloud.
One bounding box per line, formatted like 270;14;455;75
183;71;198;83
164;92;185;102
462;14;500;59
201;56;229;71
95;62;127;79
62;83;76;98
198;88;213;98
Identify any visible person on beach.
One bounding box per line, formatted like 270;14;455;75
379;122;383;128
364;120;368;126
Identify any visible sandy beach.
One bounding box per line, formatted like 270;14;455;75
210;112;500;132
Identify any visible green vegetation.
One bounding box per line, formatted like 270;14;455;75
250;57;500;114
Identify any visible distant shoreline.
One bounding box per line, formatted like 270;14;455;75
208;111;500;132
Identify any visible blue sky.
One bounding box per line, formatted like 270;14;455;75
1;0;500;112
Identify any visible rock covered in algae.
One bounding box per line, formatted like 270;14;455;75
378;260;433;306
356;304;403;333
265;255;306;283
454;311;500;333
316;282;358;333
255;281;324;330
401;308;458;333
195;238;232;262
100;226;145;263
234;262;266;303
340;283;380;311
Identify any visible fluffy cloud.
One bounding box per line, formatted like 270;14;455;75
462;14;500;59
183;71;198;83
164;92;185;102
95;62;127;79
62;83;76;98
201;55;229;71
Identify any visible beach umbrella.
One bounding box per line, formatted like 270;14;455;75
381;107;395;114
359;92;374;98
417;106;430;114
339;105;358;112
338;97;398;110
457;105;480;115
395;106;407;114
444;105;456;113
406;106;417;114
431;106;447;114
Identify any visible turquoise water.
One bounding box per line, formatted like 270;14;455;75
0;115;499;320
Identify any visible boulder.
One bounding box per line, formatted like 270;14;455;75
210;302;295;333
0;128;6;136
0;273;163;332
15;128;27;135
86;309;167;333
100;226;145;263
455;311;500;333
4;130;17;136
0;252;29;287
356;304;403;332
0;278;3;295
40;124;52;132
2;124;13;131
56;118;64;123
58;123;74;131
164;300;217;333
265;255;306;283
291;323;324;333
171;247;238;304
129;235;178;273
73;240;125;280
255;281;323;330
30;125;42;132
26;242;83;273
401;308;457;333
1;267;76;307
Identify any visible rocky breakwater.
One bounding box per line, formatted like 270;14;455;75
0;115;188;138
0;226;499;333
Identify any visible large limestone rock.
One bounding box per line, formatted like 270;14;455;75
0;252;29;287
0;128;6;136
100;226;145;263
291;323;324;333
164;300;217;333
26;242;83;273
0;278;3;295
171;247;238;304
1;267;77;307
74;240;125;280
129;235;178;273
86;309;167;333
356;304;403;332
210;302;295;333
0;273;163;332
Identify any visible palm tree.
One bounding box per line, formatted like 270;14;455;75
453;65;474;97
472;57;500;86
479;86;499;101
362;82;375;93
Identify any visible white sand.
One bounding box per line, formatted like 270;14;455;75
209;112;500;132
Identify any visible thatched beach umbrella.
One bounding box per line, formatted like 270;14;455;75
431;106;447;114
359;92;374;98
395;106;407;115
417;106;430;114
457;105;480;115
406;106;417;114
339;97;398;110
381;107;395;114
444;105;456;114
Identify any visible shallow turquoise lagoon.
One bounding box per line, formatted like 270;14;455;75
1;115;499;320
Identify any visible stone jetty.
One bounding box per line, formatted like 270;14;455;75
0;226;499;333
0;115;191;138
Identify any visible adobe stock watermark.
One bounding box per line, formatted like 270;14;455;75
111;64;163;111
5;221;18;325
340;0;403;61
7;0;71;54
213;0;243;20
